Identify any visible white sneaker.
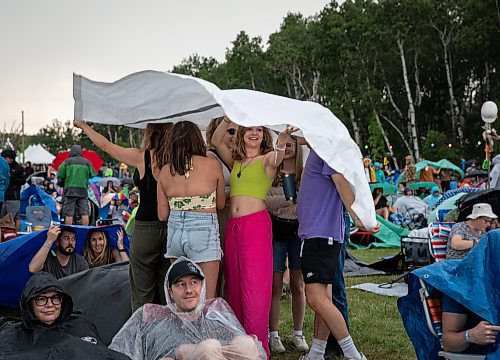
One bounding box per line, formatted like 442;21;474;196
269;336;286;354
292;334;309;351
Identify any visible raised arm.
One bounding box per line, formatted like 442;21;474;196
263;126;298;177
331;173;380;234
112;228;130;263
28;226;60;273
210;118;234;167
74;120;143;167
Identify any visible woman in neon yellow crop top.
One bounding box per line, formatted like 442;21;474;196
211;119;297;357
157;121;226;299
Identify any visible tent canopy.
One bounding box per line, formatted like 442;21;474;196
18;144;55;164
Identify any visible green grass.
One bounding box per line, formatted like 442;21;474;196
272;248;416;360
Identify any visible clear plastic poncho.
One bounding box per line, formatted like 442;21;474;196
109;257;266;360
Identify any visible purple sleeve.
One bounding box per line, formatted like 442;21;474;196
321;161;337;176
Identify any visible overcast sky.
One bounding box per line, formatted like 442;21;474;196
0;0;331;135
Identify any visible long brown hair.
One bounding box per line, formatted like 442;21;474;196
205;117;225;150
232;126;273;161
143;123;172;170
83;230;113;268
272;137;304;187
166;121;206;176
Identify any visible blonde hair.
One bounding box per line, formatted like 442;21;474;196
83;231;114;268
232;126;273;161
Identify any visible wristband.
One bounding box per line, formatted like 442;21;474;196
44;242;52;250
275;145;286;152
465;329;471;344
118;248;126;252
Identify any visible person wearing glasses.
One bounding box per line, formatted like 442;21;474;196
28;226;89;279
446;203;498;260
0;272;128;359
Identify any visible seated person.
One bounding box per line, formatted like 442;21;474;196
109;258;265;360
393;188;429;223
83;228;129;268
28;226;89;279
423;185;442;210
0;272;128;359
372;187;393;220
442;293;499;355
446;203;497;260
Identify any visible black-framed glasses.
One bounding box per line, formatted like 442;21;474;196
226;128;236;135
34;294;63;306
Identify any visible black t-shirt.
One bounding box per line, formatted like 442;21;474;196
375;195;389;210
42;253;89;279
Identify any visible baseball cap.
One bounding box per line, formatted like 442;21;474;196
168;260;204;286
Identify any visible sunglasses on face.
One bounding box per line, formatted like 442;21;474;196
481;217;492;224
34;294;63;306
226;128;236;136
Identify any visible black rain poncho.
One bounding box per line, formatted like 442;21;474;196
0;271;129;359
109;257;265;359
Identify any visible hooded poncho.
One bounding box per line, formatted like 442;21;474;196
0;271;129;359
109;257;265;359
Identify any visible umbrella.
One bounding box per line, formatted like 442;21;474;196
407;182;437;191
434;159;464;178
464;169;488;178
369;182;398;195
52;149;103;173
120;178;134;185
97;177;121;188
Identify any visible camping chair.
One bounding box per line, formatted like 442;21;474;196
418;279;485;360
25;206;52;231
427;222;455;262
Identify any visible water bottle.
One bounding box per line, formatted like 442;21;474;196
282;173;297;201
26;223;33;234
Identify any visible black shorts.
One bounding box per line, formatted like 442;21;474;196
300;237;341;284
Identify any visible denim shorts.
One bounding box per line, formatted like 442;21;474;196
273;236;302;273
166;211;221;263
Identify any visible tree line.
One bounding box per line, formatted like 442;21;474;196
6;0;500;167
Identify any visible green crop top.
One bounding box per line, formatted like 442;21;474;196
229;158;273;200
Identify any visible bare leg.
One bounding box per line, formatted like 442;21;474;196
306;283;349;340
65;216;73;225
81;215;89;226
197;260;220;299
290;269;306;332
269;272;283;332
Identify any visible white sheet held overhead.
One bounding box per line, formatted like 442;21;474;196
73;71;377;229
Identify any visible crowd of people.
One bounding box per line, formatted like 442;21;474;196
1;116;498;359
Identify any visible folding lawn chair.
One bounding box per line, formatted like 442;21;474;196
427;222;455;262
418;279;485;360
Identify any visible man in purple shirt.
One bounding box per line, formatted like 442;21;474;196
297;150;378;360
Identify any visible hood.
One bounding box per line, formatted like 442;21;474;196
69;145;82;158
492;154;500;165
20;272;73;329
164;257;206;316
431;185;440;196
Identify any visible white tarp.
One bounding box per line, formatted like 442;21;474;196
73;71;377;230
20;144;55;164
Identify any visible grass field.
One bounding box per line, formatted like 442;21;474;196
272;248;416;360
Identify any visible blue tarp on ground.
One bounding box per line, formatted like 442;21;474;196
398;229;500;359
0;225;129;308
